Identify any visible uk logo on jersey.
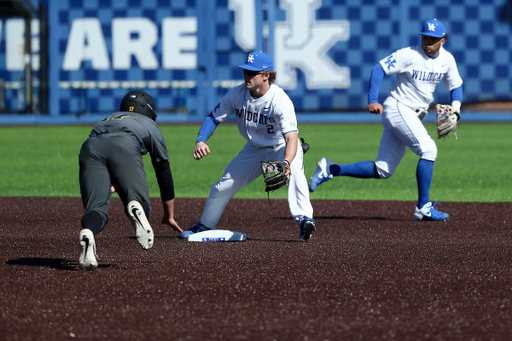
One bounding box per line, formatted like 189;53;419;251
384;55;396;70
210;102;221;116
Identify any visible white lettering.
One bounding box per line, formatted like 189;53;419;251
6;20;23;70
6;19;40;71
112;18;159;69
228;0;256;51
274;0;350;89
162;17;197;69
62;18;110;70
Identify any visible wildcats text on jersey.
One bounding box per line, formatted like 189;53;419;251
411;70;446;82
234;107;276;125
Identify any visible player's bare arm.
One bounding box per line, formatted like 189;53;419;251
368;102;383;114
161;198;182;232
283;131;298;177
193;141;211;160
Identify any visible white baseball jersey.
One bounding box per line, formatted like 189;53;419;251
379;45;463;110
199;82;312;228
210;83;298;148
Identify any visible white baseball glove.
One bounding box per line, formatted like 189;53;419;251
436;104;460;140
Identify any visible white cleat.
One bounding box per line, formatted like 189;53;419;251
78;229;98;271
414;201;450;221
309;157;334;192
128;201;154;249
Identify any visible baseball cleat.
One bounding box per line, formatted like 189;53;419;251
414;201;449;221
297;216;316;241
178;222;211;239
78;229;98;271
128;201;154;249
309;157;334;192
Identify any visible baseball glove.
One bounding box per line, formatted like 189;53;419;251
261;160;289;193
436;104;460;140
300;137;310;154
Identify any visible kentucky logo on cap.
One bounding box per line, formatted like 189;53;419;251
419;18;446;38
238;51;274;71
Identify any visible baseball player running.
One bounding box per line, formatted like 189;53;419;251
309;19;463;221
180;51;316;241
78;91;182;271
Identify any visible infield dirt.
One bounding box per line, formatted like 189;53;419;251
1;197;511;340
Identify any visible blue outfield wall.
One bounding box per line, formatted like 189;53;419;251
0;0;511;125
0;111;511;126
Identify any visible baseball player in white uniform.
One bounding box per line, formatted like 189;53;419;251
309;19;463;221
180;51;316;240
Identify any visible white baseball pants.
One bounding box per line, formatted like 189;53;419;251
374;97;438;179
201;139;313;228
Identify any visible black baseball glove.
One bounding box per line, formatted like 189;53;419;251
300;138;309;154
261;160;289;192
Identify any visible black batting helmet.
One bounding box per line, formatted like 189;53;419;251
120;91;157;121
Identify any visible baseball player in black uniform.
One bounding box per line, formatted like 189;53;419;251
78;90;182;271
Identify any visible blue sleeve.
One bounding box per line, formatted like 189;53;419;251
196;113;219;143
368;63;386;104
450;86;463;103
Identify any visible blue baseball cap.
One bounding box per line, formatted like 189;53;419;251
419;19;447;38
238;51;274;71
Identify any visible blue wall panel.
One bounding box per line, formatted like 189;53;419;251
0;0;510;124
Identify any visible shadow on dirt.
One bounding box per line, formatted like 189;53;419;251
275;216;399;221
5;257;111;271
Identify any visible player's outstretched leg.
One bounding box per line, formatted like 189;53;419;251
179;222;211;239
78;229;98;271
128;201;154;249
297;216;316;241
414;201;449;221
309;158;334;192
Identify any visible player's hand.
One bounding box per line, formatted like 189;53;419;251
285;168;291;178
368;103;383;114
193;141;211;160
283;160;291;178
161;216;183;233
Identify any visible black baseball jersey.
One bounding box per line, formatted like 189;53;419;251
90;111;169;163
79;111;174;235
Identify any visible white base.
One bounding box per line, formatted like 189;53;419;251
187;229;247;242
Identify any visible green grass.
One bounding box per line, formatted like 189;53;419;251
0;123;510;202
0;126;91;196
300;123;512;202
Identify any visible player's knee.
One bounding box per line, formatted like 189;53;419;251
374;164;393;179
209;182;225;199
420;142;438;161
373;163;382;179
211;178;234;194
211;181;222;194
377;170;393;179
